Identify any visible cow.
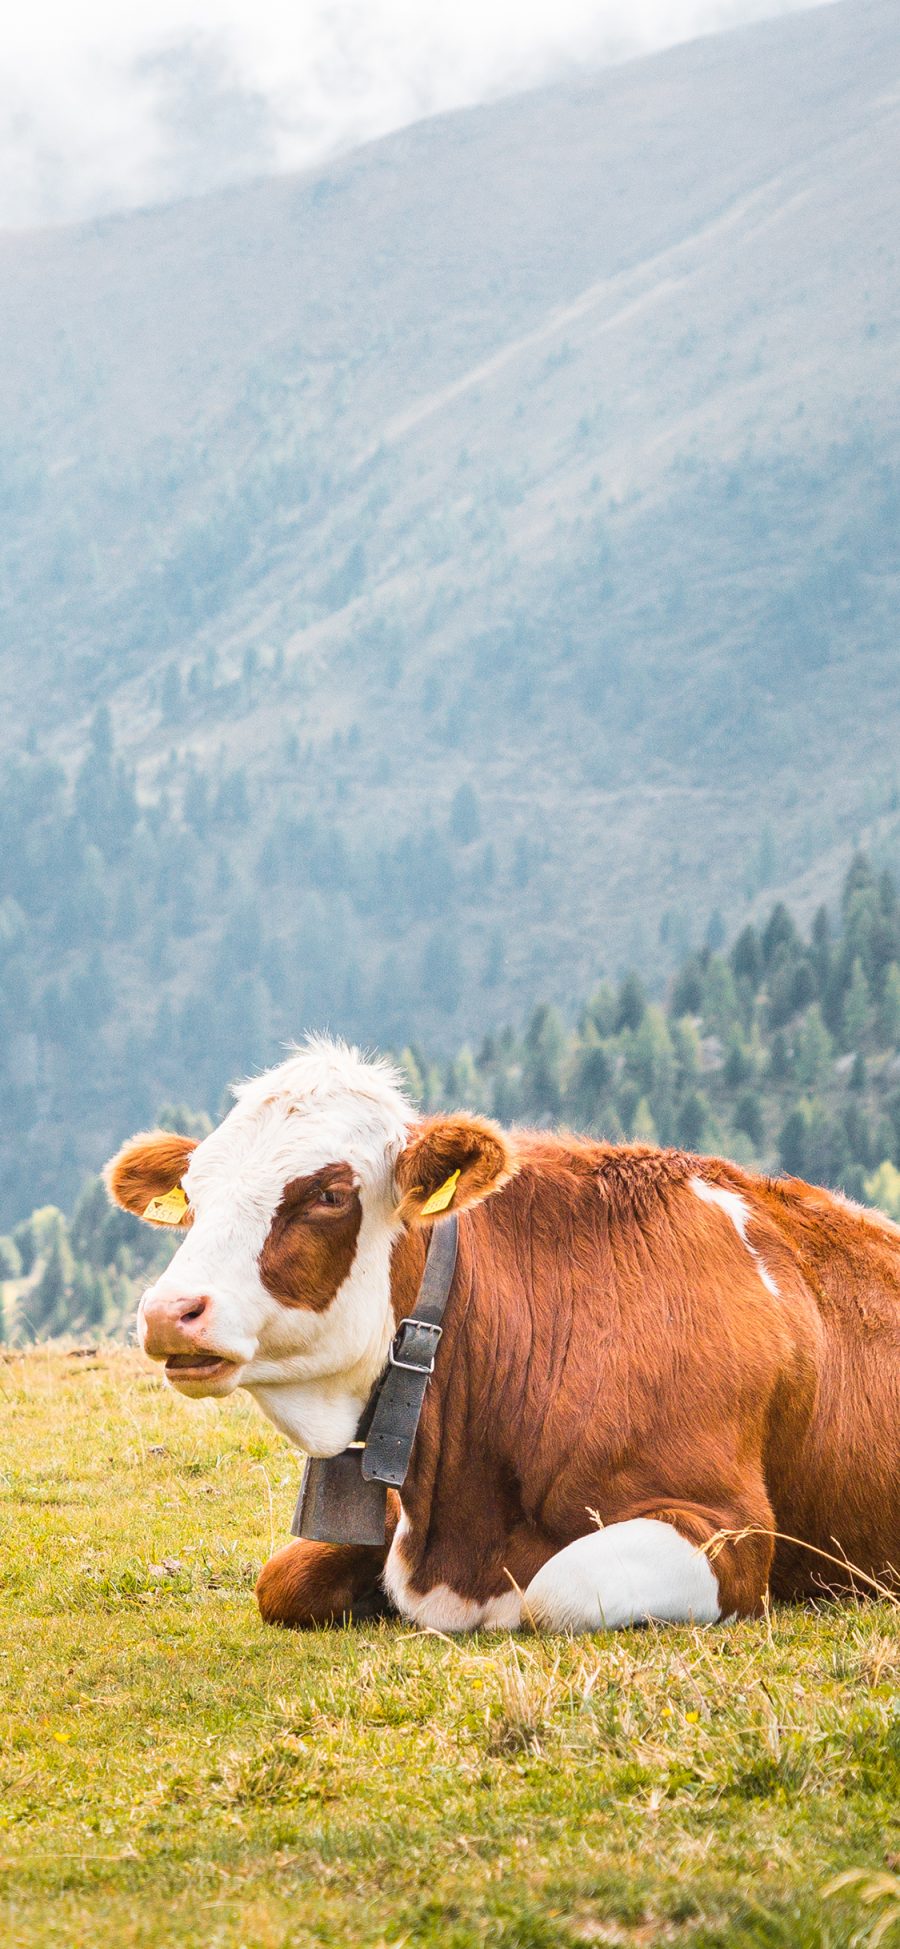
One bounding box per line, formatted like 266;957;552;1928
105;1037;900;1633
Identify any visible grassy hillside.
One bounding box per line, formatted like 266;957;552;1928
1;1348;898;1949
1;0;899;1216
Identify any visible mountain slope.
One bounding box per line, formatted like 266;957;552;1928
1;0;899;1216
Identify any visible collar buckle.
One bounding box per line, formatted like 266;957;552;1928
389;1316;443;1375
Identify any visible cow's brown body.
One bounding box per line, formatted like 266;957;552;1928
256;1135;900;1626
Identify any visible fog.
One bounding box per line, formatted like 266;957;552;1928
1;0;826;228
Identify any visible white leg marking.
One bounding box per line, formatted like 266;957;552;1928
383;1510;523;1632
523;1519;721;1632
692;1177;780;1298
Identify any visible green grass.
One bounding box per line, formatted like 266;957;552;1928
1;1351;898;1948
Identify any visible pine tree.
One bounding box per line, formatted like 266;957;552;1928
671;957;704;1017
762;903;797;968
616;973;646;1033
523;1006;566;1117
734;1091;765;1152
446;1046;483;1109
844;957;872;1048
568;1035;613;1126
706;909;726;952
678;1091;709;1151
794;1005;833;1091
731;925;762;989
724;1034;752;1088
632;1097;659;1144
627;1007;674;1099
779;1106;809;1175
864;1160;900;1221
879;962;900;1048
30;1222;73;1337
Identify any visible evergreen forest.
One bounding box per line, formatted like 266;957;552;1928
5;850;900;1344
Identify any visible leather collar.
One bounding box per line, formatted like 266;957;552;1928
291;1213;459;1545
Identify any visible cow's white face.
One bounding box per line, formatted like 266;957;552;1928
105;1039;514;1454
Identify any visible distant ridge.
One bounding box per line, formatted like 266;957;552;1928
0;0;898;1214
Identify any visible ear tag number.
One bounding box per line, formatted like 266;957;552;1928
143;1186;190;1225
420;1169;460;1216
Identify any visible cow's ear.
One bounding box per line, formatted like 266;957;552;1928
395;1115;516;1224
103;1131;198;1227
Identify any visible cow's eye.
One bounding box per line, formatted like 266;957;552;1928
317;1187;342;1207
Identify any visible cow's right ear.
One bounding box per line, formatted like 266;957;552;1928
103;1131;198;1227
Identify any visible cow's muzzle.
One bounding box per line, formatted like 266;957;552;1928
138;1287;245;1391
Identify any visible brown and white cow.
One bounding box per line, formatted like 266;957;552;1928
105;1037;900;1632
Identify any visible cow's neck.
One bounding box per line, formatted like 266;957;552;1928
389;1221;431;1327
386;1211;528;1550
384;1178;620;1609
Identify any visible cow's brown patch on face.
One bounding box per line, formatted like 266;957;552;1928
259;1163;362;1310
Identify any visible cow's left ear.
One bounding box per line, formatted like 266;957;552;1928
103;1130;198;1227
394;1115;516;1224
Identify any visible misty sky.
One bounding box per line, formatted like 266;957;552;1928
2;0;824;229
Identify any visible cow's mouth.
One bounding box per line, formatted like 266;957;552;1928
163;1353;240;1385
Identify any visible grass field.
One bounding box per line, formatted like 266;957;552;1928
1;1349;898;1949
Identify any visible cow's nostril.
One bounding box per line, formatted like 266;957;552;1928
140;1289;219;1361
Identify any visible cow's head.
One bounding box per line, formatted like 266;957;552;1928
105;1039;514;1454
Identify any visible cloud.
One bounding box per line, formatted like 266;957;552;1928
0;0;824;230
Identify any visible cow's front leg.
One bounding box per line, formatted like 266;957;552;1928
523;1499;774;1632
256;1538;395;1626
256;1497;403;1631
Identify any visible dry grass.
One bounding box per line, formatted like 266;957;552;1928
1;1348;899;1948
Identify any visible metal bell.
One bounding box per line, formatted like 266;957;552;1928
291;1447;388;1547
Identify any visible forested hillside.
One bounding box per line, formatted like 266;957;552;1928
4;852;900;1344
0;0;899;1222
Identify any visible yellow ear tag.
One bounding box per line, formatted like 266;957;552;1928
143;1186;189;1225
420;1169;460;1217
